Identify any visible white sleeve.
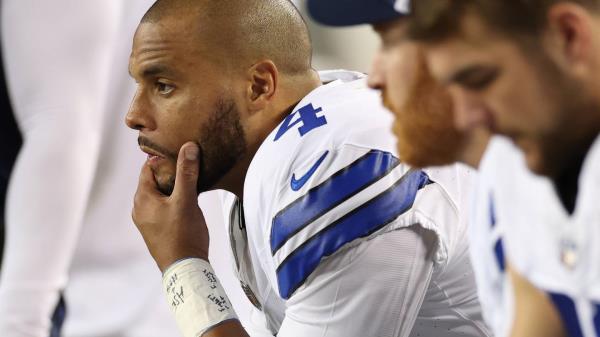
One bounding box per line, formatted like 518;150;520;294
277;225;436;337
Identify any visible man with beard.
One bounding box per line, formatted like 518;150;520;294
127;0;493;336
405;1;600;337
307;1;570;337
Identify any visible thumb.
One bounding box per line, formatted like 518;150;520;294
172;142;200;203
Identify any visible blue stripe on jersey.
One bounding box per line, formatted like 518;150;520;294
594;302;600;335
549;292;584;337
494;238;506;272
270;150;400;255
489;195;497;227
276;169;431;299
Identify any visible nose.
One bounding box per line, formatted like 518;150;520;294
125;89;155;131
449;87;492;131
367;51;385;90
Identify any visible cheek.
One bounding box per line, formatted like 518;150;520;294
490;69;549;130
160;102;204;148
386;56;415;110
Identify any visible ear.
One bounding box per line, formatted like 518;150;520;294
245;60;278;113
545;3;594;76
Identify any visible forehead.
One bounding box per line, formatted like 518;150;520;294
373;17;409;44
424;13;519;77
129;20;207;74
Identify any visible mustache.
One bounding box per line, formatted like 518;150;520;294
138;136;178;160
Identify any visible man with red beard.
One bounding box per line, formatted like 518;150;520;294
307;1;569;337
405;1;600;336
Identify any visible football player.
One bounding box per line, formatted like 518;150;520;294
127;0;493;336
405;1;600;337
307;1;569;337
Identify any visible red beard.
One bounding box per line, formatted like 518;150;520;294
383;52;467;167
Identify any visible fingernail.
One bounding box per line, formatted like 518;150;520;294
185;145;198;160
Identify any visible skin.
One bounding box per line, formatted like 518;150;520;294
127;20;246;196
424;5;600;184
127;10;320;337
508;265;566;337
368;18;489;168
134;143;250;337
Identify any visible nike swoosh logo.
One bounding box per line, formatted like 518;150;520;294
290;151;329;191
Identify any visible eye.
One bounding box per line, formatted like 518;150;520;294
453;66;500;91
156;81;175;95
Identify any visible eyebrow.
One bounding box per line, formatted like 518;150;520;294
129;64;175;79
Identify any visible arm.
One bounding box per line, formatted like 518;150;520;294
277;225;435;337
133;142;438;337
508;264;566;337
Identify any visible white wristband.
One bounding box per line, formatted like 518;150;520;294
162;258;238;337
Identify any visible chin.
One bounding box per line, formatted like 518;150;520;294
155;173;176;196
512;138;547;175
521;146;556;178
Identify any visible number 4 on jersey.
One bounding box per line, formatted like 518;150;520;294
274;103;327;141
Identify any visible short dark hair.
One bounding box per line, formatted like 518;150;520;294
407;0;600;42
140;0;313;75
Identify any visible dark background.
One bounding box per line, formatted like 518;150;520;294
0;44;23;270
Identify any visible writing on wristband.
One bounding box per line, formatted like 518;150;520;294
162;258;238;337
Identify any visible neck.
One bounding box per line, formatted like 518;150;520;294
552;132;598;214
460;128;491;169
553;153;585;215
212;70;321;199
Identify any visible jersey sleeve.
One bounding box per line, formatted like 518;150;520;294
277;226;436;337
268;144;433;300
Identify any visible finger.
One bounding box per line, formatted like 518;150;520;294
133;163;162;225
134;162;162;206
172;141;200;204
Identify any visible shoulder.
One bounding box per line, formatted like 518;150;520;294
273;76;394;152
245;75;397;205
270;150;431;299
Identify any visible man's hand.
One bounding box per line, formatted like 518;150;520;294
508;263;567;337
132;142;209;272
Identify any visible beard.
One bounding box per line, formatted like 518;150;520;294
511;49;600;181
384;55;467;168
157;97;247;196
196;98;247;193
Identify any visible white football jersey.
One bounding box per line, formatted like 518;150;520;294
468;137;508;337
468;137;535;337
476;135;600;337
219;70;491;337
511;135;600;337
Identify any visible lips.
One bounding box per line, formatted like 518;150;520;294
140;145;166;167
140;145;164;158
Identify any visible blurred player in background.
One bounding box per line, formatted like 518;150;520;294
307;1;574;337
127;0;492;336
404;1;600;337
0;1;184;336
